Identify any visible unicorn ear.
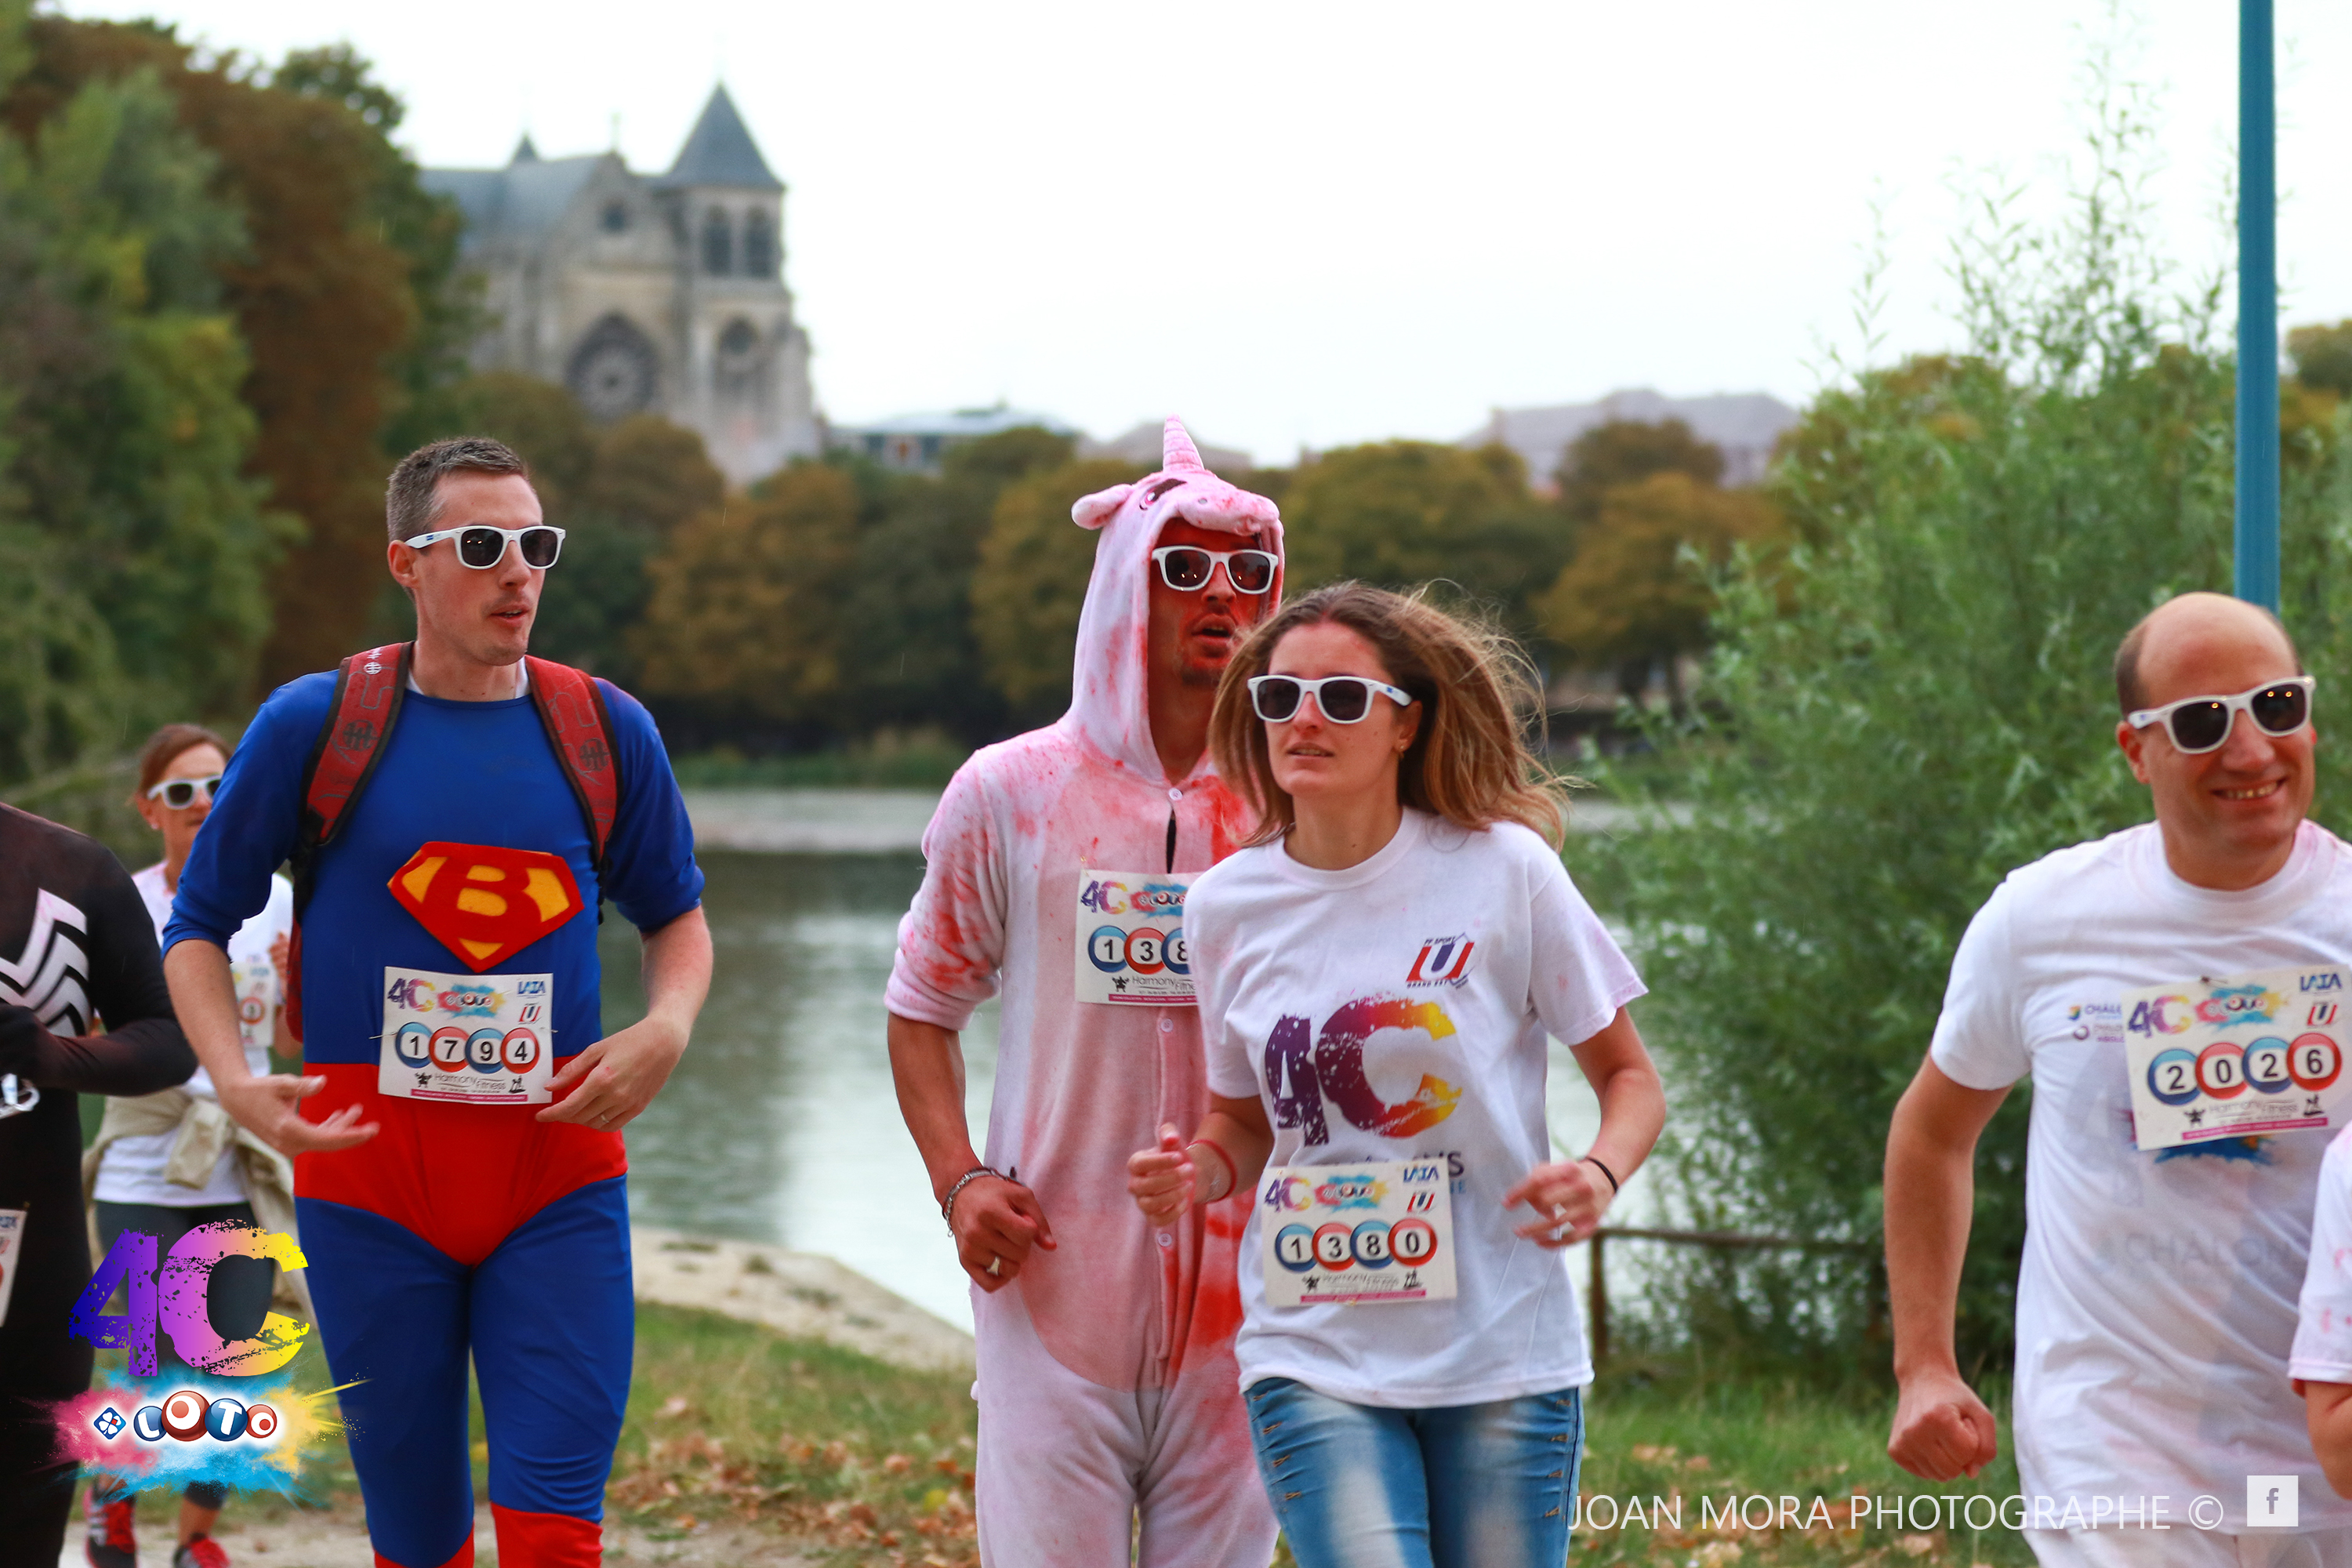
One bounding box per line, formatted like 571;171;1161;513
1072;484;1133;530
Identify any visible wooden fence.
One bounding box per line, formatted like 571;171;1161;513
1585;1225;1882;1363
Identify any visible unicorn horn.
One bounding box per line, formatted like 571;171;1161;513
1163;417;1204;472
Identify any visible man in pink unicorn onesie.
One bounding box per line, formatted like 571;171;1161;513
887;418;1283;1565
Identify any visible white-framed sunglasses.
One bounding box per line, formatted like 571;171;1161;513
402;524;567;569
145;774;220;810
2127;675;2315;755
1248;674;1416;724
1151;546;1278;595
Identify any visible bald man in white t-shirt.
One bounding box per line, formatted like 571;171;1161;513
1885;592;2352;1566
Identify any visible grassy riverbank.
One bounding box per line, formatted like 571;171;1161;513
113;1308;2027;1567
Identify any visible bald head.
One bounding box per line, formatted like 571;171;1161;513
2114;592;2301;716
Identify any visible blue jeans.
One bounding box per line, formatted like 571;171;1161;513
1243;1377;1583;1568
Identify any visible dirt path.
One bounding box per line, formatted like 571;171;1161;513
57;1228;967;1565
59;1504;820;1566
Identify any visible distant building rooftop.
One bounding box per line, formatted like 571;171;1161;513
659;85;783;191
1082;421;1252;476
832;405;1080;472
1466;389;1801;489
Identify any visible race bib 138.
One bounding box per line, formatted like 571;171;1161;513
1074;869;1194;1005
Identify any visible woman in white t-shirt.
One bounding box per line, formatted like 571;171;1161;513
84;724;293;1568
1127;583;1664;1568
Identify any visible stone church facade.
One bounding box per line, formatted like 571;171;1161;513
423;87;820;483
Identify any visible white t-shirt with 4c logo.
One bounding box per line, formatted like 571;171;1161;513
1930;818;2352;1532
1192;808;1643;1409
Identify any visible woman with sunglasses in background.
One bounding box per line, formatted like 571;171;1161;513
1126;583;1666;1568
82;725;298;1568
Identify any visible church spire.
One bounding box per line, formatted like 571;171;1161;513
510;132;539;165
662;85;782;191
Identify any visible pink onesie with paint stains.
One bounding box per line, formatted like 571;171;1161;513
887;419;1281;1566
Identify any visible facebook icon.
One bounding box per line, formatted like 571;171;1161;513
2249;1475;2300;1529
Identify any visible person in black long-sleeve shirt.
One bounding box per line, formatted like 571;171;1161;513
0;801;194;1563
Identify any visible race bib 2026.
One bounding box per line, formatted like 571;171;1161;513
2124;964;2350;1149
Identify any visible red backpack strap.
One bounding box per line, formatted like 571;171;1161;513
299;642;412;862
524;657;622;878
285;641;410;1047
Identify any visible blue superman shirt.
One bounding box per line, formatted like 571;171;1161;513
165;669;702;1259
168;672;702;1070
165;663;702;1566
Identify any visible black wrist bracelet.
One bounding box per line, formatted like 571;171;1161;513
1580;1154;1620;1196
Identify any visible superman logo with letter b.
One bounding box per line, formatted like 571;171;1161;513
389;841;584;971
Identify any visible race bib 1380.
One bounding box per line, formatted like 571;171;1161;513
379;967;556;1105
2123;964;2349;1150
1259;1160;1457;1307
1073;869;1194;1005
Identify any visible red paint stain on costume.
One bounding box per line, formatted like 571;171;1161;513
886;419;1283;1394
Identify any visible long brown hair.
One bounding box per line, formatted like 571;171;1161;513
1210;583;1570;848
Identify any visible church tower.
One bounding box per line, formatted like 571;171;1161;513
421;85;821;484
652;86;819;481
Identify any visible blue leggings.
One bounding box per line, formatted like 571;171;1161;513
1244;1377;1582;1568
296;1177;634;1568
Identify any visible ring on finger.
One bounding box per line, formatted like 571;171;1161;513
987;1254;1003;1277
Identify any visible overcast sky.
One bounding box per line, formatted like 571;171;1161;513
50;0;2352;466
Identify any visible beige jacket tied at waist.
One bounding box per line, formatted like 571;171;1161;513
82;1089;313;1322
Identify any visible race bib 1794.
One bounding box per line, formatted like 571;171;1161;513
379;967;556;1105
1074;869;1195;1006
2123;964;2350;1150
1259;1160;1457;1307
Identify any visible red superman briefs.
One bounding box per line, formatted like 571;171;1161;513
295;1065;623;1265
165;670;702;1568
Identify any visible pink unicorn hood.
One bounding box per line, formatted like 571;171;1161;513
1062;416;1283;782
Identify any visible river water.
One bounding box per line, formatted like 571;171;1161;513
603;844;1627;1334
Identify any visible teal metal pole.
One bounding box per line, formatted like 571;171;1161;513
2237;0;2280;611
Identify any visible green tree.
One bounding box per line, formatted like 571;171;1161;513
840;426;1076;740
971;456;1145;722
0;5;278;780
1599;103;2352;1372
444;370;597;512
1554;417;1725;532
1535;473;1782;702
633;462;859;732
1279;441;1566;640
9;18;471;688
2289;319;2352;399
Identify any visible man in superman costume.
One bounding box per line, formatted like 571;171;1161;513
162;437;711;1568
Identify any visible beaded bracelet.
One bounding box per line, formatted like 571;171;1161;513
942;1165;1004;1232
